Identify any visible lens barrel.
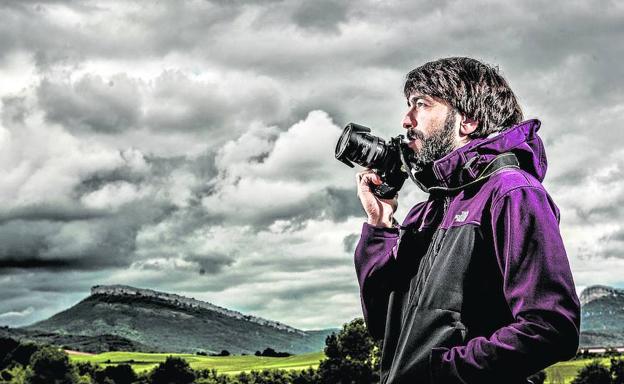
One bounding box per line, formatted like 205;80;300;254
335;123;389;169
335;122;409;199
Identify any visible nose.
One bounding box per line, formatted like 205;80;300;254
402;110;416;129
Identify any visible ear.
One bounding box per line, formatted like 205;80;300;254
459;114;479;136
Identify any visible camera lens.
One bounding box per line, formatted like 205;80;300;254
335;123;388;169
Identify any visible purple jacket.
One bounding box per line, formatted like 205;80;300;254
354;120;581;384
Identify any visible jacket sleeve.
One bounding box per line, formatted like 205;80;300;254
429;186;581;383
354;222;400;341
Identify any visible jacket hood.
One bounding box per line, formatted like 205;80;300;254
412;119;547;193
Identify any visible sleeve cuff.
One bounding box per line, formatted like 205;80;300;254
362;222;400;238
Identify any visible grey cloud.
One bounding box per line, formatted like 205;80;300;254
0;258;73;270
594;228;624;259
73;155;156;198
37;75;141;134
0;204;108;225
0;221;57;261
1;0;624;330
271;279;356;302
1;95;29;125
291;1;349;33
0;201;175;272
142;71;230;132
253;0;349;34
305;187;364;222
343;233;359;254
0;270;105;326
34;68;288;141
186;252;235;275
143;70;288;137
0;1;243;69
249;255;348;274
549;167;589;188
223;187;364;228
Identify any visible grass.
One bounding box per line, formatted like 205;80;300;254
69;351;622;382
544;356;618;384
68;351;326;375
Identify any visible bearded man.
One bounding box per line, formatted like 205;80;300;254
354;57;581;384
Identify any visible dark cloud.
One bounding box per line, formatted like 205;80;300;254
277;187;365;226
1;0;623;329
186;252;235;275
281;0;349;34
0;1;244;69
37;75;141;134
209;186;364;228
0;258;74;270
0;204;108;224
0;201;176;272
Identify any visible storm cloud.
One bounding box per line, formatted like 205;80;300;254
0;0;623;330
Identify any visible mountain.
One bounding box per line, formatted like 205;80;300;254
21;285;338;354
579;285;624;347
0;326;150;353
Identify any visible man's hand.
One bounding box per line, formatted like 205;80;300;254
356;169;399;228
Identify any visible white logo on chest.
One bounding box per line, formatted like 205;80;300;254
453;210;469;223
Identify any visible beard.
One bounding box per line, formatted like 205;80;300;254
406;110;458;169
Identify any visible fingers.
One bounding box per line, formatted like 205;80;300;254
356;169;382;192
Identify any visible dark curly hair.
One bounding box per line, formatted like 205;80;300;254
404;57;523;138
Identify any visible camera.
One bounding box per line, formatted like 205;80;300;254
335;123;411;199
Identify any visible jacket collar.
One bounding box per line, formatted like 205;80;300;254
411;119;547;193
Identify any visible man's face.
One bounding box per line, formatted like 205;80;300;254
402;92;459;167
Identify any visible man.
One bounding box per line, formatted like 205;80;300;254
353;57;581;384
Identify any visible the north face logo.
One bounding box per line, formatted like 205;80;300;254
454;210;469;222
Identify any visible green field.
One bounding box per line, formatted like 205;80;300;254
544;357;616;384
69;352;620;382
69;351;325;375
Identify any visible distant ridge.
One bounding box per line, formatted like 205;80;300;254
21;284;337;354
579;285;624;348
579;285;624;306
91;285;305;335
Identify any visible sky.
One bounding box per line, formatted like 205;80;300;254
0;0;623;331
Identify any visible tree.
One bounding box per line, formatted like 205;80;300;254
611;357;624;384
4;342;41;369
262;348;276;357
74;361;97;378
318;318;379;384
571;360;611;384
0;337;20;369
291;367;321;384
257;348;291;357
97;364;137;384
1;364;27;384
149;356;195;384
246;369;292;384
24;346;79;384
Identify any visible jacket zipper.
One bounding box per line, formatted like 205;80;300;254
433;196;451;255
443;195;451;216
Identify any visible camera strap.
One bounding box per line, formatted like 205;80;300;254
427;152;520;194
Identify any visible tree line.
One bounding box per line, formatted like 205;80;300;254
0;318;623;383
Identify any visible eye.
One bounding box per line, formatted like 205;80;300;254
415;100;426;108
